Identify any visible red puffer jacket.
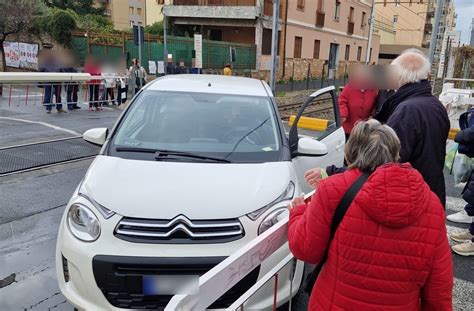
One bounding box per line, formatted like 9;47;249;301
288;164;453;310
339;83;377;134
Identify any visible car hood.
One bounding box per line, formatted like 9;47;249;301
81;156;294;219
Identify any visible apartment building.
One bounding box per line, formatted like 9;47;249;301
375;0;435;48
95;0;164;30
283;1;378;64
164;0;380;79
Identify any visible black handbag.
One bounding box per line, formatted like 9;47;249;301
304;172;371;293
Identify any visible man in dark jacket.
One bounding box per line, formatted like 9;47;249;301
386;50;450;206
449;109;474;256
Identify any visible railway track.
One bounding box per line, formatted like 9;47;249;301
0;137;100;177
278;97;334;120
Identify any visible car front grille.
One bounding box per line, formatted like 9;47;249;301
114;215;244;244
92;255;260;310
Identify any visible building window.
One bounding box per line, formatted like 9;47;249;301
129;6;134;14
357;46;362;61
361;12;366;28
313;40;320;59
334;0;341;20
294;36;302;58
393;15;398;23
137;8;142;16
262;29;280;56
395;0;400;6
345;45;350;61
349;6;354;22
297;0;304;11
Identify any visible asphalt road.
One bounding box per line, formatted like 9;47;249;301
0;95;473;311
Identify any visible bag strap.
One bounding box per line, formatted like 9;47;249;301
316;173;371;270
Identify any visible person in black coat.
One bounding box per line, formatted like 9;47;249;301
450;110;474;256
386;51;450;207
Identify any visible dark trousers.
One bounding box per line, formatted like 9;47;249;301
465;204;474;241
117;85;128;104
43;84;62;111
106;87;115;104
66;85;79;109
88;84;100;108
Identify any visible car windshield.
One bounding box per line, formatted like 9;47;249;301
111;91;282;163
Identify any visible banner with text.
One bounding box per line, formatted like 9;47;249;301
3;41;39;70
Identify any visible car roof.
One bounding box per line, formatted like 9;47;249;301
145;74;272;97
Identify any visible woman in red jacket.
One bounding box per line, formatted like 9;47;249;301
339;67;378;139
288;120;453;311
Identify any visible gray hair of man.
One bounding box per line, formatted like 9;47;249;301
345;120;401;173
391;48;430;86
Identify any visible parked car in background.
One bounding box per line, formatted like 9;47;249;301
56;75;344;310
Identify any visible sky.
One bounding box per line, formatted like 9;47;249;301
454;0;474;44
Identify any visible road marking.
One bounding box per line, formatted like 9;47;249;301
0;116;80;136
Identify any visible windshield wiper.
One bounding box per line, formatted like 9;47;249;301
224;117;271;159
115;146;231;163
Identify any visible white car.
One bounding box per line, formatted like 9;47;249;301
56;75;345;310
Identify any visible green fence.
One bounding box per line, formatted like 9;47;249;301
71;34;256;72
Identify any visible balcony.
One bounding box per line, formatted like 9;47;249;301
315;11;325;28
347;21;354;35
165;0;259;19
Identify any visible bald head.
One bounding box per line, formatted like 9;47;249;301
391;49;430;87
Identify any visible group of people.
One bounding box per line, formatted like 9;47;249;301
288;49;471;310
38;50;148;114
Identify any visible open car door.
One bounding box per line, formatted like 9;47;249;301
287;86;345;193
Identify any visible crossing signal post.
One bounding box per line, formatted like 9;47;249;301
133;24;144;86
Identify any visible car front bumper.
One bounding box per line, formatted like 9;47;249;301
56;204;303;311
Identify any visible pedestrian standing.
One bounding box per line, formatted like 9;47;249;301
386;49;450;206
102;63;117;105
84;56;102;111
338;66;377;140
288;120;453;310
129;59;147;95
39;51;66;114
449;109;474;256
61;54;80;110
223;64;232;76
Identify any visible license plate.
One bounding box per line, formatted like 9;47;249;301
143;275;199;296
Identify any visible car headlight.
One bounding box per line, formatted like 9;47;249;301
78;192;115;219
246;181;295;221
258;207;289;235
67;203;101;242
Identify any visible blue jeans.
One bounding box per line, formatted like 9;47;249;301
465;204;474;241
43;84;62;111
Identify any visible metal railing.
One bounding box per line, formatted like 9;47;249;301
165;190;314;311
0;73;129;109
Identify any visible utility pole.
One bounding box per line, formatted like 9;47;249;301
428;0;444;64
365;0;375;64
270;0;280;92
163;14;168;75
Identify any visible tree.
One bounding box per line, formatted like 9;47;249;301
0;0;43;72
145;21;164;36
44;0;103;15
48;9;77;47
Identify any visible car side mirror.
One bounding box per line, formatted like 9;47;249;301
296;137;328;157
83;128;108;146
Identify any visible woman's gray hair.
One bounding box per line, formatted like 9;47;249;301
345;120;400;172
